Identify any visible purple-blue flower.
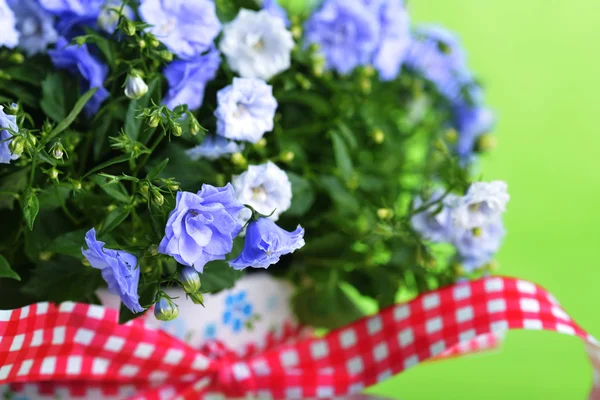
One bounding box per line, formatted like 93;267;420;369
262;0;290;27
186;135;244;161
453;218;505;272
363;0;410;81
97;0;135;34
0;0;19;48
410;191;458;243
215;77;277;144
159;184;244;272
39;0;104;35
453;100;495;162
229;217;305;270
163;47;220;111
82;228;144;313
8;0;57;56
48;37;109;115
139;0;221;60
304;0;380;74
0;104;19;164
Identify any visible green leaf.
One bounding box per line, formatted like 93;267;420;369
277;91;333;116
93;175;130;203
84;154;132;178
336;122;358;150
40;73;66;122
38;185;71;211
43;87;98;145
318;175;360;214
4;65;44;86
0;255;20;281
99;206;131;235
21;256;102;302
331;131;353;178
286;172;315;217
292;284;365;329
0;80;38;108
22;189;40;231
46;229;88;258
146;158;169;181
200;260;244;293
0;168;28;209
125;77;161;142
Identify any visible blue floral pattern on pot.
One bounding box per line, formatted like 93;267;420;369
222;290;253;334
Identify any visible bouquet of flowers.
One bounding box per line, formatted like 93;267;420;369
0;0;552;398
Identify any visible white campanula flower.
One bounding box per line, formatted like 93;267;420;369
97;0;135;33
215;77;277;144
220;9;294;81
453;217;505;272
0;0;20;49
139;0;221;59
186;135;244;161
124;73;148;99
453;181;509;229
232;161;292;222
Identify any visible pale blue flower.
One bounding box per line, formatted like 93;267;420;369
186;136;244;161
232;161;292;222
0;104;19;164
0;0;20;48
82;228;144;313
453;99;495;162
48;37;109;115
453;218;505;272
452;181;509;230
39;0;104;34
222;290;253;334
220;9;294;81
215;77;277;144
158;184;244;272
229;217;305;270
304;0;380;74
97;0;135;34
364;0;410;81
411;191;458;243
163;46;221;111
8;0;57;55
139;0;221;59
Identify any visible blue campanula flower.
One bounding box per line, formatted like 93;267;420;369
453;99;495;162
229;217;305;270
232;161;292;222
262;0;290;27
410;191;459;243
186;135;244;161
453;217;505;272
220;9;294;81
222;290;253;333
453;181;509;230
363;0;410;81
158;184;244;272
8;0;57;55
97;0;134;33
0;105;20;164
0;0;20;49
39;0;104;35
48;37;109;115
139;0;220;60
163;47;221;111
215;77;277;144
82;228;144;313
304;0;380;75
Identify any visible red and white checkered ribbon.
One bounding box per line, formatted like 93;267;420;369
1;276;599;399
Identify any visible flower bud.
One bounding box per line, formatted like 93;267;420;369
151;188;164;206
4;104;18;115
444;128;458;144
281;151;295;163
140;183;149;196
124;74;148;100
179;266;201;293
123;19;136;36
231;152;246;167
74;36;87;46
148;115;160;128
168;184;179;191
149;37;160;48
476;133;497;152
9;52;24;64
47;168;60;180
256;138;267;149
189;119;201;136
52;142;65;160
372;129;385;144
71;180;82;191
360;78;372;94
172;124;183;137
376;208;394;220
138;39;146;49
154;296;179;321
8;137;24;156
160;50;173;62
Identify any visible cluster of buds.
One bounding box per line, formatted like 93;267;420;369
109;130;150;158
139;105;188;138
9;131;37;157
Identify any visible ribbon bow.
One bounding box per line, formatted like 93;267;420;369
1;276;599;399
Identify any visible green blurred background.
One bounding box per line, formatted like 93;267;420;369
282;0;600;398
